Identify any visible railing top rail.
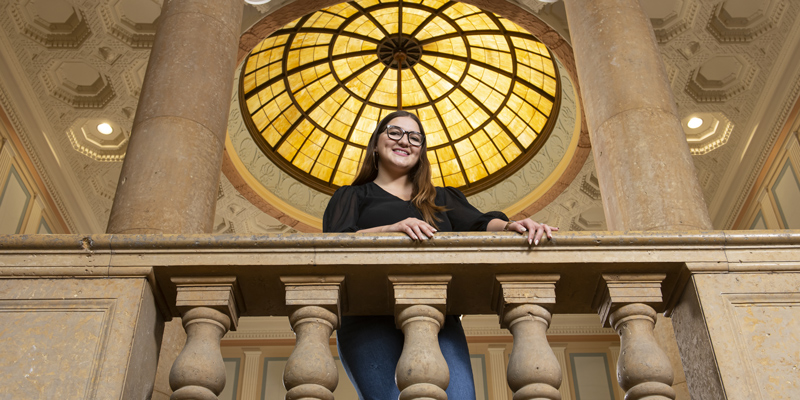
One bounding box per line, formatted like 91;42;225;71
1;230;800;251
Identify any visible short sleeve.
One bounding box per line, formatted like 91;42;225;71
440;187;508;232
323;186;362;233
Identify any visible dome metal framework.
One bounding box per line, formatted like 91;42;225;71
240;0;560;195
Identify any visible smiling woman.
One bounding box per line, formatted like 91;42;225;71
322;110;557;399
239;0;560;196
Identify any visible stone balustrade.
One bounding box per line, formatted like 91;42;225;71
1;231;799;399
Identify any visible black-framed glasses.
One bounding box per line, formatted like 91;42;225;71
384;125;425;147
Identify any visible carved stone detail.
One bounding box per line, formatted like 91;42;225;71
686;55;758;103
40;60;115;109
169;276;244;399
99;0;162;48
169;307;231;400
593;274;675;400
641;0;700;44
390;275;451;400
681;111;735;155
494;275;562;400
708;0;788;43
610;304;676;399
281;276;344;400
9;0;91;48
66;118;129;162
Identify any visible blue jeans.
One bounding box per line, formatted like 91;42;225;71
336;315;477;400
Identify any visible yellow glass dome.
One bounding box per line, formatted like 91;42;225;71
240;0;560;195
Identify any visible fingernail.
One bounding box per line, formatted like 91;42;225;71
412;235;418;240
521;228;527;232
528;238;532;245
534;239;539;245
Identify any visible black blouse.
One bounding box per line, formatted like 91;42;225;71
323;182;508;233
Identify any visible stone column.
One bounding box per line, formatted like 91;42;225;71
493;275;562;400
281;276;344;400
169;277;244;400
390;275;452;400
107;0;244;234
593;275;675;400
562;0;712;232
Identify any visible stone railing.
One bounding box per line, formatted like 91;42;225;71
1;231;798;399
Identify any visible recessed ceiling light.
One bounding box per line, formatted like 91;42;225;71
97;123;113;135
244;0;271;4
687;117;704;129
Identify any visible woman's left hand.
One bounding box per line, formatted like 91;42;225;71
508;219;558;245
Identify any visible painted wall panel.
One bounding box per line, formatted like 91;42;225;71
771;162;800;228
0;165;30;233
570;353;614;400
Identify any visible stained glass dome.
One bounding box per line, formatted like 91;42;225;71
240;0;560;195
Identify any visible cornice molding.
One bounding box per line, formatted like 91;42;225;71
724;73;800;229
0;81;76;233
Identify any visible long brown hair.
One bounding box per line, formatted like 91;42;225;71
352;110;446;227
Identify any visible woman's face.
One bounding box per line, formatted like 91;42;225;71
376;116;422;175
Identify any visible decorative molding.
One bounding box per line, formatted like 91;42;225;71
708;0;788;43
39;60;115;109
647;0;700;44
98;0;161;48
686;54;759;103
488;345;510;400
725;74;800;229
0;298;117;399
0;81;77;232
8;1;91;48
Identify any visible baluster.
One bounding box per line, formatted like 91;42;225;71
390;275;452;400
494;275;562;400
281;276;344;400
594;274;675;400
169;277;244;400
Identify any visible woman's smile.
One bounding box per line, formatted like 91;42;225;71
377;116;421;172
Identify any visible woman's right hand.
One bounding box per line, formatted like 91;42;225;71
382;217;437;240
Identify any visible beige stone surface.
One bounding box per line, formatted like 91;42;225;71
654;316;690;400
0;278;161;399
678;273;800;400
107;0;244;235
563;0;712;232
152;318;186;400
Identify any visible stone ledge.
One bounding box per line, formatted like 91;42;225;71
1;231;798;319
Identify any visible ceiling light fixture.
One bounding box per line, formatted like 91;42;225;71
97;123;113;135
244;0;271;4
687;117;704;129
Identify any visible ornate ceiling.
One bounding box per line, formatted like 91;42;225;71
240;1;560;195
0;0;799;234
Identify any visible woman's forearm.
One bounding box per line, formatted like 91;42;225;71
356;226;386;233
486;218;510;231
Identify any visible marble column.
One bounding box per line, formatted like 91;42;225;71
107;0;244;234
563;0;712;232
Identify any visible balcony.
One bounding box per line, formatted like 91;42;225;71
1;230;799;399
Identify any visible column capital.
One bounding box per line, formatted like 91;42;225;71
493;274;560;329
592;274;666;328
388;274;451;326
280;275;345;329
172;276;244;330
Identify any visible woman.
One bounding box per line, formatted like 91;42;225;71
323;110;557;399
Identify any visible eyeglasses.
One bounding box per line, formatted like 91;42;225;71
384;125;425;147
